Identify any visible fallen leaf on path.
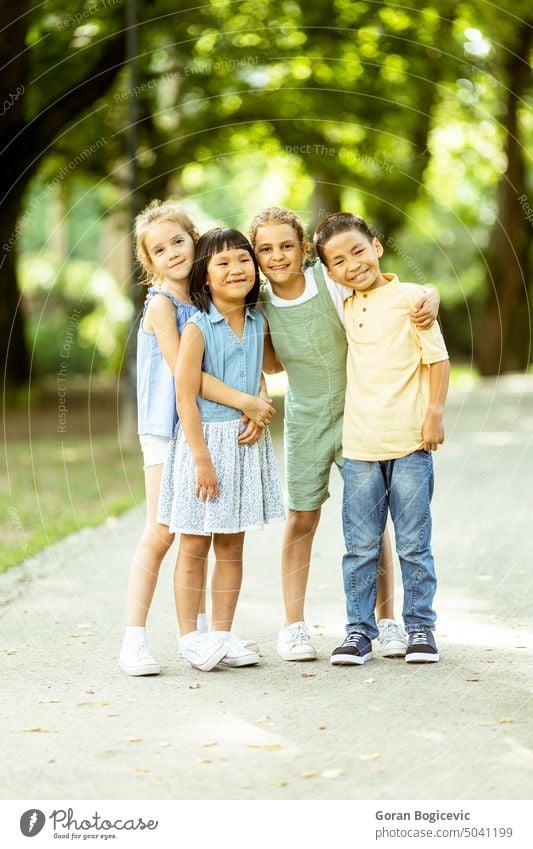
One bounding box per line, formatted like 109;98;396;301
247;743;282;751
100;700;109;706
300;771;319;779
322;768;345;779
319;724;327;730
497;718;513;724
272;780;288;787
85;689;95;694
312;624;324;629
69;634;81;638
48;759;56;763
301;672;315;678
196;758;212;764
200;741;218;747
189;683;201;689
128;736;143;743
255;716;271;724
135;768;150;773
364;678;376;684
38;699;61;704
22;727;54;733
480;660;496;664
359;752;380;761
466;679;480;683
6;650;17;655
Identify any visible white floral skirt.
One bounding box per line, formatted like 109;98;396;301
157;419;285;535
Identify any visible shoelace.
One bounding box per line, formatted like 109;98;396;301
288;623;309;645
382;622;406;641
410;632;430;645
131;642;154;662
344;632;365;646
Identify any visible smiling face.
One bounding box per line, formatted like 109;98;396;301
206;244;256;306
144;219;196;284
253;222;307;288
322;229;386;291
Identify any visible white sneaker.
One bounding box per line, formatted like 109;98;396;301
377;619;408;658
180;633;228;671
231;634;259;654
219;635;261;667
277;621;317;661
119;640;160;676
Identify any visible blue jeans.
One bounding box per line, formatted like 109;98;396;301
342;451;437;639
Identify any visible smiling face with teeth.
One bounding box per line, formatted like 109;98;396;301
322;229;387;292
253;222;308;291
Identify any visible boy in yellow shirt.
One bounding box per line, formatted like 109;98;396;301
314;213;450;665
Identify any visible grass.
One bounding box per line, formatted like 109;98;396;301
1;380;145;574
1;363;482;574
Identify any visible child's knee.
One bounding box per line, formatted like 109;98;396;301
144;522;174;553
214;535;244;563
288;509;320;536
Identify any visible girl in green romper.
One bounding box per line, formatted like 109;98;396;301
250;207;440;661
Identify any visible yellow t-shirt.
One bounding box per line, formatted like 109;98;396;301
343;274;449;461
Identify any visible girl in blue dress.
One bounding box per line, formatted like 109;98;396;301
158;228;285;671
119;204;275;676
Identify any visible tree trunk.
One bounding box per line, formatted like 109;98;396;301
477;22;532;375
0;192;30;385
309;173;342;230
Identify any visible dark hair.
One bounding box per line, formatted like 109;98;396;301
313;212;375;265
189;227;261;312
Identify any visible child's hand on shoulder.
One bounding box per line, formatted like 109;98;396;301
195;458;219;501
411;288;439;329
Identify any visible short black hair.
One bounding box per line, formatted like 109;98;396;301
313;212;375;265
189;227;261;312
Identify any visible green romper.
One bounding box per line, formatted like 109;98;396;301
262;260;347;511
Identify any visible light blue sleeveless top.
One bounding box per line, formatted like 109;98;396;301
188;302;264;422
137;288;197;437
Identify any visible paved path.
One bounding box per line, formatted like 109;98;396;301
2;376;532;800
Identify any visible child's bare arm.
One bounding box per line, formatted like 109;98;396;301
262;322;284;374
200;373;275;427
422;359;450;450
176;324;219;502
146;295;181;372
411;286;440;329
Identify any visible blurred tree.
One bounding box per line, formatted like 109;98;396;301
0;0;125;386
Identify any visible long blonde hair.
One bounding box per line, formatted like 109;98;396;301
134;199;199;285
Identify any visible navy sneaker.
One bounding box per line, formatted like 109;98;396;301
331;632;373;665
405;631;439;663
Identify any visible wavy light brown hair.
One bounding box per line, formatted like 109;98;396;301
248;206;307;248
134;199;199;285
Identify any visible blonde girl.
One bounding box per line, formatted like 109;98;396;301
119;203;275;675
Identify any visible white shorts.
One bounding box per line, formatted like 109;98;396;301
139;434;170;469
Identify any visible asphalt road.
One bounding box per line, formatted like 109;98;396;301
2;375;532;801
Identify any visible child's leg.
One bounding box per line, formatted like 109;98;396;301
375;526;395;621
175;534;212;636
126;464;174;626
211;533;245;632
341;459;388;638
388;451;437;633
281;508;321;626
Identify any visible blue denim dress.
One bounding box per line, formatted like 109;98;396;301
157;302;285;535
